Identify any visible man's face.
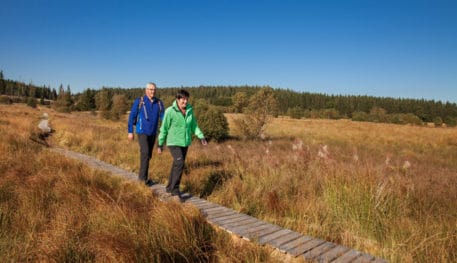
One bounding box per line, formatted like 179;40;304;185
177;97;188;110
145;84;156;98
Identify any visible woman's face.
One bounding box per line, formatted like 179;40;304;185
177;97;188;110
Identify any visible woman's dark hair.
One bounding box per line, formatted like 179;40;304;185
176;89;190;99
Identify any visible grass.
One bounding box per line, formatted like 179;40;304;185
0;104;282;262
2;104;455;262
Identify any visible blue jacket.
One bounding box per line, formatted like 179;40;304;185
128;95;164;136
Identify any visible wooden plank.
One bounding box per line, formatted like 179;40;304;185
219;217;258;228
192;201;214;208
215;214;250;225
316;245;350;263
223;218;259;230
267;232;302;248
372;258;387;263
257;229;294;245
243;224;283;241
287;238;326;256
279;235;314;255
331;250;363;263
352;253;374;263
200;206;228;215
302;242;336;261
226;221;266;236
206;209;236;218
208;214;241;224
195;202;220;210
206;210;236;220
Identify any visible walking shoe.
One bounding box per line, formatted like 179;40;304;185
145;179;155;186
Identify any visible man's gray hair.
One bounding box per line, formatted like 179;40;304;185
146;82;157;88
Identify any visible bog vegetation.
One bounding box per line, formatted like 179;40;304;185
0;104;280;262
2;99;455;262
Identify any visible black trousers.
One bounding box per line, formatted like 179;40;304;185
138;134;156;182
166;146;188;195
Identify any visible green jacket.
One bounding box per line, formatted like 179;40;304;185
158;100;205;147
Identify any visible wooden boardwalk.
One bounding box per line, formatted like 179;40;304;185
51;147;387;263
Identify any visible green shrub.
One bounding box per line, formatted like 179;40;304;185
196;106;229;142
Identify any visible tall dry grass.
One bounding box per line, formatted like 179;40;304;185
7;104;455;262
0;104;281;262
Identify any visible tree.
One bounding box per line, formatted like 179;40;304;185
234;88;278;140
76;88;96;111
95;88;112;119
0;70;5;95
52;84;72;112
110;94;128;120
232;92;249;113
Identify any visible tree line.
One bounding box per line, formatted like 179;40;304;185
1;70;456;127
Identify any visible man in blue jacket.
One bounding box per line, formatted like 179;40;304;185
128;82;164;186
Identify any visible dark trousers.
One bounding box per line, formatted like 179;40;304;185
138;134;156;182
166;146;188;195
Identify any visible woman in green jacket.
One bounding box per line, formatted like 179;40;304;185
157;89;207;197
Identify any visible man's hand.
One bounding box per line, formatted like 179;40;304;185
201;138;208;146
128;133;134;141
157;146;163;154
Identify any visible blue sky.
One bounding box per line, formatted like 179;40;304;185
1;0;456;103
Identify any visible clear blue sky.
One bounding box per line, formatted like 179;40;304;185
1;0;456;103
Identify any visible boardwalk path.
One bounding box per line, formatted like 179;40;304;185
51;147;386;263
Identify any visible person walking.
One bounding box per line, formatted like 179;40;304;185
157;89;207;197
128;82;164;186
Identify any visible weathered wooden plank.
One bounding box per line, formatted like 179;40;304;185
195;202;220;210
242;223;276;236
352;253;374;263
243;224;283;241
257;229;294;245
219;217;258;228
316;245;350;263
206;210;236;220
205;209;236;218
208;214;241;224
219;215;255;228
200;206;228;214
279;235;314;255
215;214;250;225
331;249;363;263
287;238;326;257
226;221;267;236
192;201;214;208
202;205;231;213
267;232;302;248
187;200;208;205
302;242;336;261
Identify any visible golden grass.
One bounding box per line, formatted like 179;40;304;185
2;104;455;262
0;104;281;262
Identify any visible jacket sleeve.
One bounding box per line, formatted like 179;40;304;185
158;108;171;146
128;98;140;133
